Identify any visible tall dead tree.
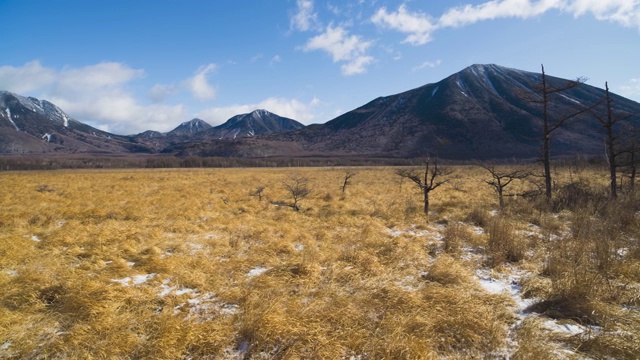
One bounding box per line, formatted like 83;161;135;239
592;83;638;198
396;156;452;215
533;64;592;201
619;124;640;192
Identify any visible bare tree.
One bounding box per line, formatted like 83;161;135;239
619;124;640;192
341;171;356;193
479;163;532;209
530;64;593;200
396;156;452;215
249;185;266;201
590;82;638;199
283;175;312;211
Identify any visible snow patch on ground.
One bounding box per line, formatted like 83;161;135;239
158;278;239;321
386;225;444;240
4;269;18;277
112;273;156;286
470;226;485;235
541;320;593;335
247;266;269;277
185;242;206;254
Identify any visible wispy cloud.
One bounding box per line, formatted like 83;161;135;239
371;5;437;45
372;1;640;47
290;0;320;31
149;84;177;103
185;63;218;101
567;0;640;29
412;60;442;72
302;24;374;75
619;77;640;101
438;0;563;28
270;55;282;65
341;55;374;75
0;60;191;134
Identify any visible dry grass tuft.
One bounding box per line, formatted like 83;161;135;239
422;254;472;286
486;217;527;266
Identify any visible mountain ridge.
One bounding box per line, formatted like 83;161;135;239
2;64;639;159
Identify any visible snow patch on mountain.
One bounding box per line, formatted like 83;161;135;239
4;108;19;130
559;94;581;104
1;91;73;127
456;77;469;97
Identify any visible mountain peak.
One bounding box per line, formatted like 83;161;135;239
168;118;212;136
1;90;74;128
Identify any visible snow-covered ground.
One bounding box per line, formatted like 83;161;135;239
387;222;607;359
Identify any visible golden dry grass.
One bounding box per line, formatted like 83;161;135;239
0;165;638;359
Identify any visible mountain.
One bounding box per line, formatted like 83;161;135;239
167;118;212;137
0;92;303;155
0;91;152;154
202;109;304;139
179;64;640;159
163;110;305;154
3;64;640;159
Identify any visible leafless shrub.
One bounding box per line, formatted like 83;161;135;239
283;175;312;212
341;171;356;193
249;185;266;201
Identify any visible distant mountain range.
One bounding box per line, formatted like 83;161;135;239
0;90;303;155
2;64;639;159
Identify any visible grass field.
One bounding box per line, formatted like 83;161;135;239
1;166;638;359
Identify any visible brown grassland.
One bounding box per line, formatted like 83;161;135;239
0;165;639;359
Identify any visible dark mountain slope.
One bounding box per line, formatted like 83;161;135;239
167;118;212;137
202;109;304;140
0;91;153;154
253;64;639;159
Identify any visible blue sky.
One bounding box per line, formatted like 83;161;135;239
1;0;639;135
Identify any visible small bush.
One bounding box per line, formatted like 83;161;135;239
422;254;472;286
486;217;526;266
442;222;469;255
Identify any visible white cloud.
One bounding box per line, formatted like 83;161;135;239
197;97;320;126
149;84;177;103
270;55;282;65
438;0;563;28
341;55;374;75
250;54;264;62
412;60;442;72
371;5;437;45
619;77;640;101
303;24;374;75
51;93;187;134
291;0;320;31
0;60;56;93
566;0;640;29
372;1;640;47
0;60;191;134
185;63;218;101
56;62;144;90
